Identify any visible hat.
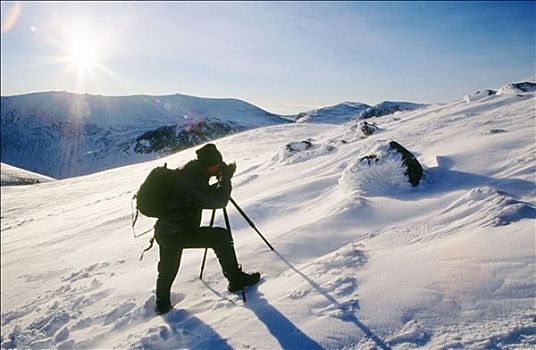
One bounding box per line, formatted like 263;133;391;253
196;143;223;167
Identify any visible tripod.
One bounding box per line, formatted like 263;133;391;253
198;197;275;298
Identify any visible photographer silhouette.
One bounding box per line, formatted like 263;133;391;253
153;144;260;315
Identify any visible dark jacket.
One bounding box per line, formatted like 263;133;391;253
155;160;232;235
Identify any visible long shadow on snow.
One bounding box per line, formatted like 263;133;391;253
427;169;534;198
273;251;392;350
201;279;323;349
387;157;534;205
154;309;233;350
245;282;324;350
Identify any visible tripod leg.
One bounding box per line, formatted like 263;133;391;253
199;209;217;279
223;207;231;232
199;250;208;280
224;206;252;304
229;197;275;251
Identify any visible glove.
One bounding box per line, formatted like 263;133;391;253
220;162;237;179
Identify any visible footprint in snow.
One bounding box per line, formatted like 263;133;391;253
289;289;311;300
387;320;431;347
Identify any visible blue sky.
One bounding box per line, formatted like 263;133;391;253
1;1;534;114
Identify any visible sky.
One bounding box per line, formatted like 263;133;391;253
1;1;534;114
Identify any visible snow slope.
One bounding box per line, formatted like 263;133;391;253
1;92;288;179
1;82;535;349
295;102;370;124
1;163;55;186
358;101;426;119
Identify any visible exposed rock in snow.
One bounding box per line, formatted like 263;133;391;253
339;144;413;196
277;138;340;164
357;101;426;119
340;141;423;194
131;119;242;154
356;120;381;137
285;140;314;155
345;119;383;140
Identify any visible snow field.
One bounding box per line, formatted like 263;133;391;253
1;86;535;349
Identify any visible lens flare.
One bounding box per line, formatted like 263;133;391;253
1;2;22;33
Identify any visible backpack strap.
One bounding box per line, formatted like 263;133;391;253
139;230;156;261
131;193;153;238
131;194;140;237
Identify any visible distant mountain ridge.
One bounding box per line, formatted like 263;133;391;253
293;100;428;124
0;91;437;179
295;102;370;124
1;91;289;179
1;162;55;186
1;91;285;127
357;101;426;119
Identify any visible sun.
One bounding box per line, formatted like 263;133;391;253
63;28;100;73
66;41;98;71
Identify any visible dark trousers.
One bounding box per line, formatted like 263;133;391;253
155;227;240;306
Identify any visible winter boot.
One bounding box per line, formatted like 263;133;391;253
227;267;261;293
155;300;173;315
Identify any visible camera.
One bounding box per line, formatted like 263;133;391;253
220;162;237;178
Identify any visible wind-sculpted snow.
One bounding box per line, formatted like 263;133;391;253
1;81;535;349
339;143;414;196
440;186;535;228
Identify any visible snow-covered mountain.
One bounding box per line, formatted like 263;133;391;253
497;81;536;95
295;101;370;124
1;80;534;349
1;163;55;186
358;101;426;119
0;91;289;179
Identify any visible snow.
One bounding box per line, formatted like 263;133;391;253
497;82;536;95
295;102;370;124
339;143;412;196
358;101;426;119
1;82;535;349
464;89;497;103
1;91;289;179
1;163;55;186
1;91;285;128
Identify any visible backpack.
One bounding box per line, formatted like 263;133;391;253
131;163;182;236
134;163;181;219
131;163;181;259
